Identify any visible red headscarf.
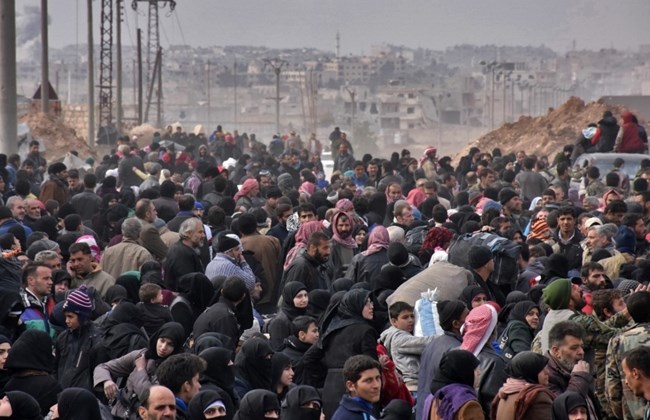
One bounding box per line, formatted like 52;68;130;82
331;211;357;249
385;182;405;205
233;179;259;202
299;182;315;198
283;220;323;270
407;188;427;208
362;226;389;256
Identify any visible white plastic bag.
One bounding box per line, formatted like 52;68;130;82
413;288;443;337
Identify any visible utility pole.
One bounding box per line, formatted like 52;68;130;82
116;0;123;134
206;61;210;126
98;0;113;137
87;0;95;147
156;47;162;128
0;0;18;155
41;0;49;113
137;29;143;124
263;58;287;135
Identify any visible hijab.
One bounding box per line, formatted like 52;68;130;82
233;390;280;420
271;352;292;395
189;390;232;420
281;282;308;319
306;289;331;321
115;274;140;303
362;226;389;256
4;330;53;373
506;352;549;384
57;388;101;420
331;211;357;249
320;289;371;345
178;273;215;312
235;338;274;391
199;347;235;391
193;332;234;355
460;285;486;309
281;385;322;420
2;391;42;420
283;221;323;270
385;182;405;205
508;301;539;330
552;391;590;420
430;349;479;392
144;322;186;361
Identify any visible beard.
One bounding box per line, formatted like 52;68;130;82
314;249;329;263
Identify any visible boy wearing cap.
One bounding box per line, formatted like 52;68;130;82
54;285;100;390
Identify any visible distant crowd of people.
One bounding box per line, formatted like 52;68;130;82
1;114;650;419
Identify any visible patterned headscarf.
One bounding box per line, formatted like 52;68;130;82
234;179;259;202
362;226;390;256
331;211;357;249
283;221;324;270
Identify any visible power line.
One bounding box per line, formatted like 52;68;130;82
174;11;186;46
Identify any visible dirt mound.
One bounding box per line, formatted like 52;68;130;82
19;112;95;161
456;97;643;161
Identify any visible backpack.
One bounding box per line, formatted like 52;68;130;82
447;232;522;287
404;224;429;255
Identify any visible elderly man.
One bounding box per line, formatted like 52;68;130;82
23;198;42;229
101;218;155;279
205;234;256;291
583;224;628;278
163;218;205;291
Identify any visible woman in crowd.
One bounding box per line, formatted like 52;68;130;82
0;390;42;420
189;390;231;420
266;282;308;350
199;347;238;412
499;301;541;360
346;226;390;284
233;390;281;420
492;351;553;420
233;338;274;399
49;388;102;420
271;353;294;402
281;385;322;420
93;322;185;418
422;349;483;420
461;285;489;309
551;392;590;420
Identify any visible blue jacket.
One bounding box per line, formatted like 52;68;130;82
331;395;377;420
0;218;32;238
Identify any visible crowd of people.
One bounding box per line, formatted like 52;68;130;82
0;114;649;419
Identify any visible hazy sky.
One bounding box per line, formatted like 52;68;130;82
15;0;650;55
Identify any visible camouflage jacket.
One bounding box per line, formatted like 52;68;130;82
606;323;650;420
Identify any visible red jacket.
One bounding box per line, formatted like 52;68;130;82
616;112;644;153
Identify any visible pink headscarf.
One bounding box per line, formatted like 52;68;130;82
362;226;389;256
299;182;316;198
419;146;437;166
283;220;323;270
460;304;498;356
233;179;259;202
335;198;354;213
385;182;405;205
406;188;427;208
331;211;357;249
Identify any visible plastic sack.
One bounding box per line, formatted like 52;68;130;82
414;288;443;337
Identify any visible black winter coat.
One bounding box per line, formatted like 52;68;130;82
345;249;390;284
54;322;101;390
163;242;204;291
192;297;241;352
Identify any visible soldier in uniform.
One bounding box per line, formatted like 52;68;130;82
606;291;650;419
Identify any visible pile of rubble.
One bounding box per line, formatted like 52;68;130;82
456;97;644;160
19;112;95;161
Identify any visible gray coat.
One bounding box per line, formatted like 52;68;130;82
93;349;158;419
379;326;433;391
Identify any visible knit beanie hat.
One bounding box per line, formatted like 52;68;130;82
63;285;93;320
542;278;572;310
615;226;636;255
468;245;493;269
499;188;519;205
460;304;498;356
387;242;409;267
528;219;550;241
437;300;467;331
217;234;240;252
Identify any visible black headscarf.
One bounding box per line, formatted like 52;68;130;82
101;302;148;360
115;274;140;303
104;284;128;305
306;289;330;321
542;254;569;282
552;391;591;420
380;399;413;420
3;391;42;420
331;278;354;293
508;301;539;329
320;289;371;345
235;337;274;391
200;347;235;393
178;273;215;312
145;322;186;361
506;351;549;384
498;291;531;324
271;352;292;395
460;285;486;309
33;216;59;241
189;389;233;420
281;282;308;319
4;330;53;373
57;388;101;420
233;389;280;420
430;349;479;393
281;385;322;420
0;290;23;338
193;332;235;355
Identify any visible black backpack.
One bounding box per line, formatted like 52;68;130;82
447;232;522;287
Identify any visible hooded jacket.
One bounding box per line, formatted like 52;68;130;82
615;112;644;153
379;325;432;391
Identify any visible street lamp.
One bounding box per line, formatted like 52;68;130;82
480;60;500;130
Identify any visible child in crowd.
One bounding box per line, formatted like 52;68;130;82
137;283;173;336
